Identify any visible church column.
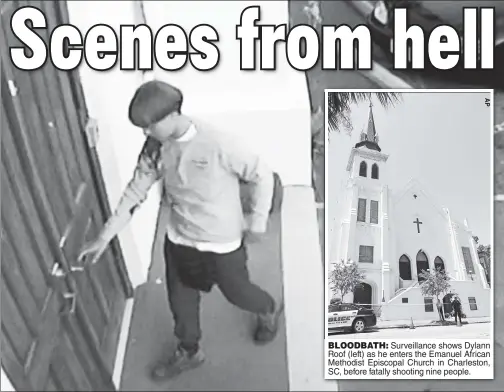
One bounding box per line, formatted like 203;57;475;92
445;208;465;281
466;220;489;289
380;186;390;302
346;184;359;262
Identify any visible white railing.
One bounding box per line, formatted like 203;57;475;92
394;288;406;296
389;280;420;303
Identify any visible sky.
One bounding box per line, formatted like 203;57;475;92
327;91;493;258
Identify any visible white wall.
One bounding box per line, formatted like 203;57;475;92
283;187;337;391
142;0;311;186
391;184;488;289
382;182;491;321
392;188;456;282
68;1;162;287
331;187;350;262
383;282;491;321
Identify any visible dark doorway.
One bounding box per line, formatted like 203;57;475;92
353;283;372;308
416;250;430;282
399;254;412;280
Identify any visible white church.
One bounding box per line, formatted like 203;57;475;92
330;103;491;321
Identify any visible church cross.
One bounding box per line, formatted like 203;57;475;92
413;218;423;233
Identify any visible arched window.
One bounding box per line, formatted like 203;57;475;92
371;163;379;179
434;256;445;273
399;254;412;280
416;250;430;282
359;161;367;177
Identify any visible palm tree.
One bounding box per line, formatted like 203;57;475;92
311;91;402;203
327;92;402;134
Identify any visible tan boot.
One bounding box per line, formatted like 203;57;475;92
254;300;284;344
151;344;205;381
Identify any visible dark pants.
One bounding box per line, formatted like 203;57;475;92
454;308;463;324
164;236;275;352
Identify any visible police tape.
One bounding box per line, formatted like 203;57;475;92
344;302;474;306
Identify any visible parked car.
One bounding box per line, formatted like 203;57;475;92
367;0;504;86
327;302;377;333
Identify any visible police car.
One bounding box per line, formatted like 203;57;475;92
327;302;377;333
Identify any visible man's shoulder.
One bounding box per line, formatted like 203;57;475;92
193;118;224;136
192;118;240;149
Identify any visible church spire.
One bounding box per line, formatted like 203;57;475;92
355;97;381;152
367;100;378;142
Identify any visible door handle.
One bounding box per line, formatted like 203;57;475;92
62;292;77;314
50;263;78;315
70;265;85;272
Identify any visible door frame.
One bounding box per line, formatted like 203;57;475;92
67;68;134;299
353;282;373;308
53;1;133;299
1;1;133;389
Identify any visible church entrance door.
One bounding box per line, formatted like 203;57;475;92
353;283;372;308
416;251;430;282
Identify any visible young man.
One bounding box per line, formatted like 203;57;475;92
78;80;282;380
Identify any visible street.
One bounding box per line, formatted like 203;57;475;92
330;322;491;339
289;0;384;112
299;0;504;121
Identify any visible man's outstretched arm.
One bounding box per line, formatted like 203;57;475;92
79;137;163;263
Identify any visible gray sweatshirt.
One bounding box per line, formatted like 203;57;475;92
99;119;274;252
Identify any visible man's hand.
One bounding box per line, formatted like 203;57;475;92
243;213;268;244
78;238;109;265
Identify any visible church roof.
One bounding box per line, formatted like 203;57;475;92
355;100;381;152
346;147;388;172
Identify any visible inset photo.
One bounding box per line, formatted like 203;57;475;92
325;90;493;340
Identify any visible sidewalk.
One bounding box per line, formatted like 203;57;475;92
375;316;491;330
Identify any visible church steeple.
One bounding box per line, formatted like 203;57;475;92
366;101;378;142
355;99;381;152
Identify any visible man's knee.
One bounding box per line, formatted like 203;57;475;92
217;279;246;305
